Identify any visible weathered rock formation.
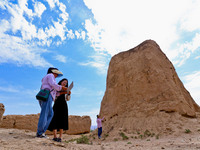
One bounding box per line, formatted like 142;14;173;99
0;114;39;131
99;40;200;136
0;114;91;135
66;115;91;135
0;103;5;124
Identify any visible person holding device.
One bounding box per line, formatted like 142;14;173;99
48;78;72;142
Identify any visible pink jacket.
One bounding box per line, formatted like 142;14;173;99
97;117;104;128
41;73;62;101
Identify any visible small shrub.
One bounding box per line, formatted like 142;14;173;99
76;135;89;144
137;131;140;135
151;133;155;137
185;129;191;133
127;142;132;144
144;130;151;137
119;132;129;140
156;134;159;139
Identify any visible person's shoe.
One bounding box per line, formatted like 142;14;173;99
41;133;49;139
36;133;41;137
36;133;49;139
52;138;58;141
57;138;62;142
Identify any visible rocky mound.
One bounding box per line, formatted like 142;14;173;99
0;103;5;123
0;114;39;131
0;114;91;135
99;40;200;138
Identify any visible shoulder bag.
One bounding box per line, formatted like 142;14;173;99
36;89;53;101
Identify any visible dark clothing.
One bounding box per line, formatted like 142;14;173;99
98;127;102;138
48;94;68;131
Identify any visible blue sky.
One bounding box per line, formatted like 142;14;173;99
0;0;200;126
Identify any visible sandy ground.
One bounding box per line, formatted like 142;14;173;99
1;128;200;150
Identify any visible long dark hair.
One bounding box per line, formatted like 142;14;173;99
47;67;58;74
58;78;68;87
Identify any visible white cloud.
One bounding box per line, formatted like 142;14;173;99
18;0;33;18
0;84;38;97
59;3;69;21
34;1;46;18
84;0;178;53
0;0;78;67
195;56;200;59
83;0;200;67
79;52;109;75
0;30;51;67
81;31;86;40
75;30;86;40
0;1;7;9
54;54;67;63
0;86;20;93
75;31;81;38
46;0;56;9
67;29;75;39
182;71;200;106
55;21;66;40
180;1;200;32
1;0;71;44
173;33;200;66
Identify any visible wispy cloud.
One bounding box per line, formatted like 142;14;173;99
179;1;200;32
0;0;85;67
0;85;38;96
75;30;86;40
46;0;56;9
34;1;46;18
83;0;200;67
173;33;200;66
0;86;20;93
195;56;200;59
53;54;67;63
79;52;110;75
0;30;51;67
182;71;200;105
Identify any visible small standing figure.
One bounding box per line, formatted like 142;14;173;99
96;115;104;139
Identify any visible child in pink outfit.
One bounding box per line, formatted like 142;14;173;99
96;115;104;139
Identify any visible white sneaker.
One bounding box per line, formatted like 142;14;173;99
36;133;49;139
